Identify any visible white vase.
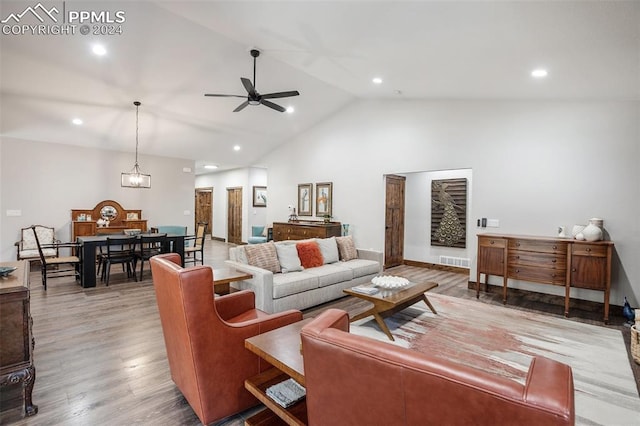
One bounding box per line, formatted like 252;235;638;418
582;223;602;242
572;225;586;238
575;232;585;241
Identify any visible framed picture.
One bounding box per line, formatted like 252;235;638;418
126;212;139;220
253;186;267;207
298;183;313;216
315;182;333;218
431;178;467;248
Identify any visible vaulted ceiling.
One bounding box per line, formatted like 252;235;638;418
1;1;638;174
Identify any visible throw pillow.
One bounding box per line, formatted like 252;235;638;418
275;243;303;273
296;241;324;269
316;237;339;264
336;236;358;261
245;242;281;273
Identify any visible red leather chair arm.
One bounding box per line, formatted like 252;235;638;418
301;308;349;337
215;290;256;320
523;356;575;424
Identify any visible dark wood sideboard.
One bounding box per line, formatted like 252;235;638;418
476;233;613;323
272;221;342;241
71;200;147;240
0;261;37;419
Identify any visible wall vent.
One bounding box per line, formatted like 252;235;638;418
439;256;470;268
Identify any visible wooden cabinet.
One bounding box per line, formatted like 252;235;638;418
477;234;613;323
272;222;342;241
0;261;37;418
71;200;147;240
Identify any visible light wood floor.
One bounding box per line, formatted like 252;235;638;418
1;239;637;425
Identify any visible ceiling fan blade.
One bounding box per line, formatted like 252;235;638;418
261;90;300;100
261;99;286;113
233;100;250;112
241;78;256;95
204;94;246;98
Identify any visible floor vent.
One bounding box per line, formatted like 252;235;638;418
439;256;470;268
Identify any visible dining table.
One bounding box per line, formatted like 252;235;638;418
76;233;185;288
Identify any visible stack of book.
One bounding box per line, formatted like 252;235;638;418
351;286;379;295
266;378;306;408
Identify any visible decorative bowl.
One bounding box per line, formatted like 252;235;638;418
0;266;18;277
372;275;410;289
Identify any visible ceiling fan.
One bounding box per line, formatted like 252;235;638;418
205;49;300;113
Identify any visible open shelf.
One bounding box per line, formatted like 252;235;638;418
244;368;307;426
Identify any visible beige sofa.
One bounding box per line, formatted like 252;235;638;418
225;236;383;313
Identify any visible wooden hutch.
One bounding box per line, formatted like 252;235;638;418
71;200;147;240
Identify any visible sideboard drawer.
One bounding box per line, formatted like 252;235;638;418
508;265;566;285
508;251;566;270
479;236;506;248
508;239;567;254
571;244;608;257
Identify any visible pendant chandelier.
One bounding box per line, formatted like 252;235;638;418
121;101;151;188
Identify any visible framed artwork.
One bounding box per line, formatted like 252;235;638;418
431;178;467;248
126;212;139;220
298;183;313;216
315;182;333;218
253;186;267;207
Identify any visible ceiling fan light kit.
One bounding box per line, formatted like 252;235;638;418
121;101;151;189
205;49;299;112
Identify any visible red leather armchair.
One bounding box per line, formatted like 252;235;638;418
150;253;303;425
301;309;575;426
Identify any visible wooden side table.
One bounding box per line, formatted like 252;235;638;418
212;268;252;295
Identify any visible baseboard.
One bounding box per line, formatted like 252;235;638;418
211;236;226;242
403;259;468;275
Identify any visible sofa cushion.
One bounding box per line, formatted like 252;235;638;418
275;243;303;273
336;236;357;261
340;259;381;278
303;264;354;287
273;272;319;299
245;242;281;273
297;241;324;268
316;237;339;264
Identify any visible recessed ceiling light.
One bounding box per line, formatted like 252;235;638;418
92;44;107;56
233;145;241;151
72;118;83;125
531;69;548;78
286;106;295;113
204;164;218;170
372;77;383;85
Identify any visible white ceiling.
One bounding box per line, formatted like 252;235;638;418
1;1;638;174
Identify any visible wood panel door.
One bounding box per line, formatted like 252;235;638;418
195;188;212;236
384;175;405;268
227;187;242;244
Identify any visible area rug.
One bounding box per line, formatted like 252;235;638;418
350;293;640;426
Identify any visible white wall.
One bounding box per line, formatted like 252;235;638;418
263;99;640;306
195;167;267;242
0;137;195;261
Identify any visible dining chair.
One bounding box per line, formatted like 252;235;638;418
184;222;207;265
135;233;167;279
31;225;80;290
102;236;138;286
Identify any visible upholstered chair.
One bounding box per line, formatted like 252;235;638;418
150;253;302;425
15;225;58;261
248;226;267;244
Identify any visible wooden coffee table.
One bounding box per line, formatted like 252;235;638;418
344;281;438;341
212;267;252;295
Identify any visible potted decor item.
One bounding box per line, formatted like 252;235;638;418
582;218;603;242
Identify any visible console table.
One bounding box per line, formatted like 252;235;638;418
272;221;341;241
476;233;613;323
0;261;37;419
